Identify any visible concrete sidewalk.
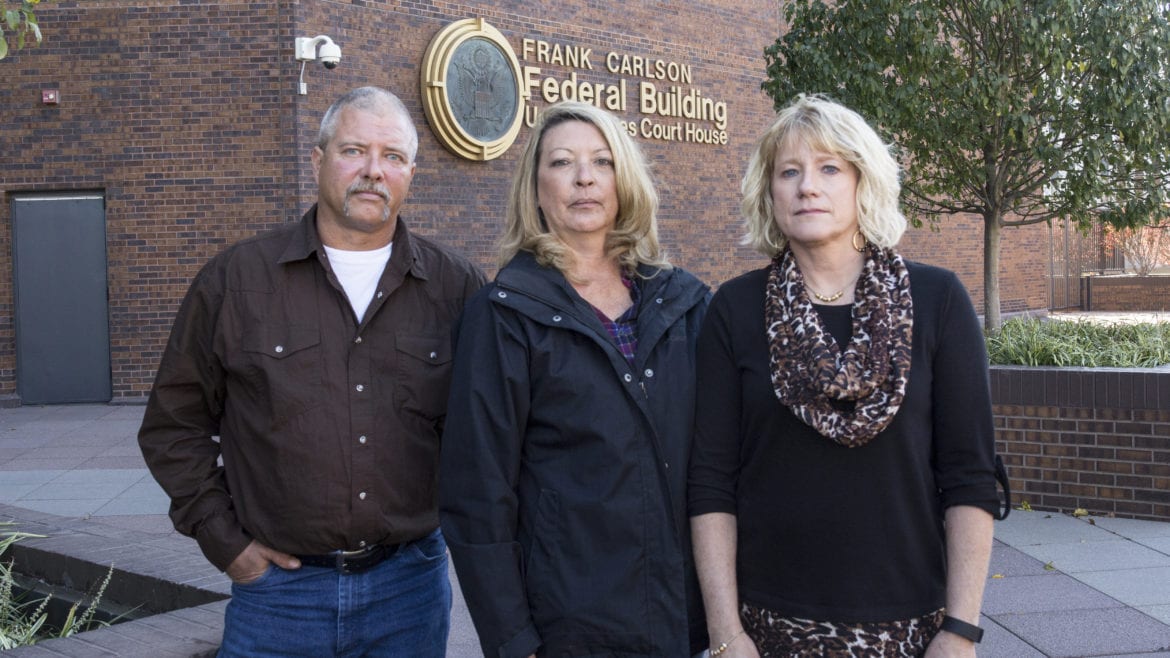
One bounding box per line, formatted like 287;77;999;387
2;403;1170;657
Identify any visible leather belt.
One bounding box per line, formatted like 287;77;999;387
295;543;400;574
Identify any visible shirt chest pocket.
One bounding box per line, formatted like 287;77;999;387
236;324;323;423
394;332;453;420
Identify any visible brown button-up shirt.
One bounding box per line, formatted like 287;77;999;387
139;206;485;570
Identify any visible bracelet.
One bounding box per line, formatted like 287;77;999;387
710;629;745;656
940;615;984;643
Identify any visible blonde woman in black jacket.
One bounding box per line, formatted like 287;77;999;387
439;101;709;658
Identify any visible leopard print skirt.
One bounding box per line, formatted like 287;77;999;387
740;602;945;657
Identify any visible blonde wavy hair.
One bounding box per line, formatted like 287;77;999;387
741;95;906;257
498;101;670;274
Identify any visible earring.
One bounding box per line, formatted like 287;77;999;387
852;230;867;252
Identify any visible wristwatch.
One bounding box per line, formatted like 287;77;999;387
940;615;984;643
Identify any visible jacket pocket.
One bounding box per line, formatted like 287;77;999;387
394;332;453;420
524;487;563;618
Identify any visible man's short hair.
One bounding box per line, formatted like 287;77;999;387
317;87;419;162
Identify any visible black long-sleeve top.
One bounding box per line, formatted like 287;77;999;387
688;261;999;622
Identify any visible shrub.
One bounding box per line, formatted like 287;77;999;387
986;318;1170;367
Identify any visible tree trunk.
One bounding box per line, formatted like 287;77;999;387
983;212;1002;331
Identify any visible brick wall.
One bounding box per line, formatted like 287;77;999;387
1082;275;1170;312
898;215;1049;319
0;1;1050;402
289;0;786;281
992;365;1170;521
0;1;295;402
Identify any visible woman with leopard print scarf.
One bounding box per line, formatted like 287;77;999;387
688;95;1000;658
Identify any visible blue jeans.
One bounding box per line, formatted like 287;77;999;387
218;528;451;657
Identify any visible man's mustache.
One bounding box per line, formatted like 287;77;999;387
347;182;391;201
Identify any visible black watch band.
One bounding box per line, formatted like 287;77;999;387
940;615;984;643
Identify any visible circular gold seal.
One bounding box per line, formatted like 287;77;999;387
421;18;523;161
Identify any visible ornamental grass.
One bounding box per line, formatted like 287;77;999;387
0;523;115;649
986;318;1170;368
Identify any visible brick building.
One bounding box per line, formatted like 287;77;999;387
0;1;1048;405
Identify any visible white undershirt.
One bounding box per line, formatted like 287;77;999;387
323;243;392;322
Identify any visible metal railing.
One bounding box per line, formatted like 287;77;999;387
1049;220;1124;310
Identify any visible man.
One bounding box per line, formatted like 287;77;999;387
139;86;485;656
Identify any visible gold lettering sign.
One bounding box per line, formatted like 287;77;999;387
516;37;730;146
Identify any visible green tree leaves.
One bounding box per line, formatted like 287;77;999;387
1;1;44;61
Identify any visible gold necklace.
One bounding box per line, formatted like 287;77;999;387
806;270;861;303
807;285;845;303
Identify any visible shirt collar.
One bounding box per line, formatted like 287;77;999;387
277;204;428;281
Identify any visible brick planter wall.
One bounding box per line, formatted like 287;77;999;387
992;365;1170;521
1082;274;1170;311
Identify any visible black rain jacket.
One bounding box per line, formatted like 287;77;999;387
440;251;709;658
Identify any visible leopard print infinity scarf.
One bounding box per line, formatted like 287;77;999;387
765;246;913;447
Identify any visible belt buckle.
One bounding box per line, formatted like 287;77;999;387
334;545;378;574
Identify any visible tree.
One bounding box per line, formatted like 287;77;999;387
763;0;1170;329
1106;223;1170;276
1;0;44;60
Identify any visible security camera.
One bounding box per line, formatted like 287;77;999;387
295;35;342;69
318;40;341;69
